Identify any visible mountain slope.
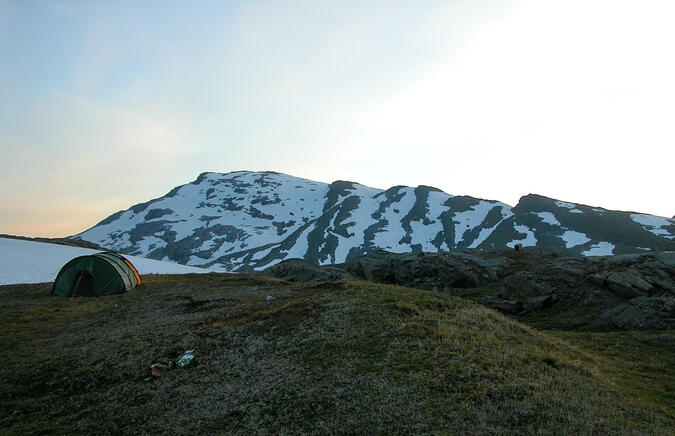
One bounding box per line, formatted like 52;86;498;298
73;171;675;271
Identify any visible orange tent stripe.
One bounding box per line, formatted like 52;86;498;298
123;259;142;286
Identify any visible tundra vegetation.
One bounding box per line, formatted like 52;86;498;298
0;267;673;434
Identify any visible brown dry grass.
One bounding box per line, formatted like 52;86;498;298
0;275;672;434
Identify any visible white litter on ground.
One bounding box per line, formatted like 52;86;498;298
177;350;195;367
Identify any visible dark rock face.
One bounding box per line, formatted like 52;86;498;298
497;252;675;310
594;253;675;298
336;249;675;331
344;250;512;292
262;258;351;283
589;297;675;331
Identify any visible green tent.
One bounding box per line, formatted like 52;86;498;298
51;252;142;297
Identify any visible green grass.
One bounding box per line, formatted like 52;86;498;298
550;330;675;418
0;275;673;434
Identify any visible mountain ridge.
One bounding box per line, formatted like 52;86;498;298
72;171;675;271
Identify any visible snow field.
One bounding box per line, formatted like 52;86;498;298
0;237;211;286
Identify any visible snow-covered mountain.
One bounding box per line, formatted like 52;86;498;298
73;171;675;272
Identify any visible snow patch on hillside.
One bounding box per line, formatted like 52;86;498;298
372;188;417;251
560;230;591;248
280;226;312;260
330;185;382;263
453;202;497;246
555;201;575;209
582;242;615;256
468;207;513;249
507;225;537;248
0;237;211;286
427;191;451;220
534;212;561;226
630;214;674;239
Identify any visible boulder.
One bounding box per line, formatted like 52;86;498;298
262;258;351;282
589;297;675;331
604;270;653;297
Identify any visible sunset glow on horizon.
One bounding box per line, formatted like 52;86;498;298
1;0;673;237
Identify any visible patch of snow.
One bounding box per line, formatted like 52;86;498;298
328;185;382;263
534;212;561;226
582;242;615;256
506;225;537;248
372;188;417;252
136;235;167;255
0;237;211;285
555;201;576;209
251;246;274;261
453;201;498;246
559;230;591;248
410;220;443;251
407;190;450;251
630;213;675;239
280;225;313;260
554;200;583;213
469;207;512;248
129;256;211;275
427;191;452;220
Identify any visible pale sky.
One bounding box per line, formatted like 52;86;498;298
1;0;673;237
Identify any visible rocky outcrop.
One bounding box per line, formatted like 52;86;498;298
496;252;674;309
589;252;675;298
589;297;675;331
344;250;511;292
262;258;351;283
258;249;675;330
342;249;675;330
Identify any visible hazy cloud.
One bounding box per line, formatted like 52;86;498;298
1;0;673;236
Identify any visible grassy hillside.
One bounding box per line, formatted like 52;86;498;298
0;274;673;434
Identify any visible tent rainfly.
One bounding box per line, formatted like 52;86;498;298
51;252;142;297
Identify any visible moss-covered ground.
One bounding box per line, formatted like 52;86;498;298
0;274;673;434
